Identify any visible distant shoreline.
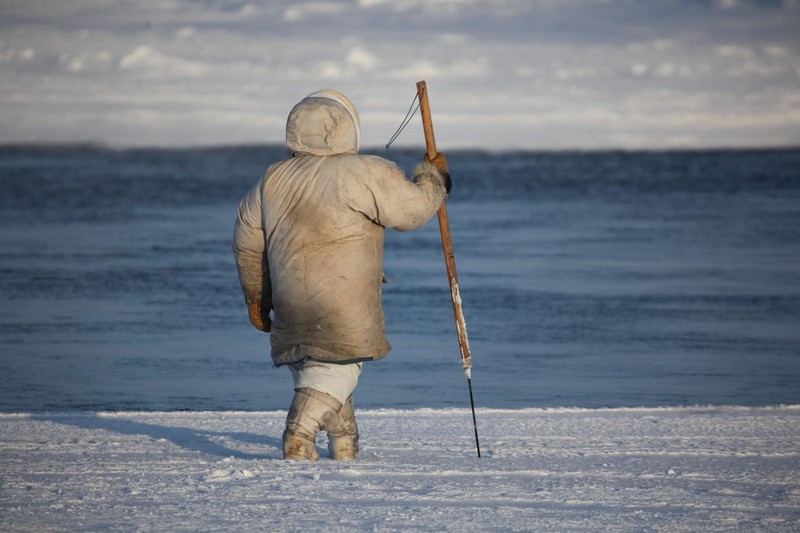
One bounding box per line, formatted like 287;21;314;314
1;142;799;155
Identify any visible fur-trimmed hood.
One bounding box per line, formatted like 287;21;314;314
285;89;361;156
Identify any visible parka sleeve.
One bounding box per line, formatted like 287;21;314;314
348;157;447;232
232;179;271;306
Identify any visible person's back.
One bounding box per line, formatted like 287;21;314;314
233;89;450;460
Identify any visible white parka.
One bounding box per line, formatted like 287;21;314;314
233;90;447;366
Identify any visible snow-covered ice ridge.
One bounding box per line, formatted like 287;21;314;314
2;406;799;532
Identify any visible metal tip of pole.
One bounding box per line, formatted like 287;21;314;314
467;377;481;458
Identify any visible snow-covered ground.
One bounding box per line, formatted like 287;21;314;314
2;406;799;531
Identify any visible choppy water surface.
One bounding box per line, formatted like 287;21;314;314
1;146;798;410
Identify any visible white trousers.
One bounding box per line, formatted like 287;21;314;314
288;360;362;404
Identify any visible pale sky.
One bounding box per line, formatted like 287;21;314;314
1;0;799;150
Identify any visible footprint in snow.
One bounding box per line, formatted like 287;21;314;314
205;468;256;482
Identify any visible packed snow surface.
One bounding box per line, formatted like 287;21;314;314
2;406;799;531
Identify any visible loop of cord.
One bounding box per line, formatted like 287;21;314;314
384;93;420;151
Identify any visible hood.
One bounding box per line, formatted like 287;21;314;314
285;89;361;156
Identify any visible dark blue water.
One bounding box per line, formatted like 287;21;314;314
1;145;799;411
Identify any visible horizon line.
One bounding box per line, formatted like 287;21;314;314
2;141;799;155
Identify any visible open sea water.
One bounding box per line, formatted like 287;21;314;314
1;145;799;411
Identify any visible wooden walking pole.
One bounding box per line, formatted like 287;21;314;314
416;80;481;458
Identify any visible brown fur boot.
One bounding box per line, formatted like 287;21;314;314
326;395;359;461
282;388;342;460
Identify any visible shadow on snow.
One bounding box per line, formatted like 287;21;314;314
35;413;282;460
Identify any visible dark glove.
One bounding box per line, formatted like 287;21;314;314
426;152;452;194
248;301;271;332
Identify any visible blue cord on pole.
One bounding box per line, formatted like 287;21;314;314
385;93;421;151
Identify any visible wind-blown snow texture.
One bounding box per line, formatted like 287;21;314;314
2;407;799;531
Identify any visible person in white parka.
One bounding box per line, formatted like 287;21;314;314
233;89;450;460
